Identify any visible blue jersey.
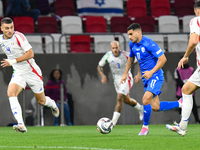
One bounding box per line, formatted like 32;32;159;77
129;35;164;77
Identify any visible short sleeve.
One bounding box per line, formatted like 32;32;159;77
98;52;110;67
14;32;32;52
147;40;164;58
190;17;200;35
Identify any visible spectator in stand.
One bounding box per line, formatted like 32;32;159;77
45;69;73;126
5;0;40;23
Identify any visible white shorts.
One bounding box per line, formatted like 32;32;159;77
114;76;133;95
9;71;44;94
188;68;200;87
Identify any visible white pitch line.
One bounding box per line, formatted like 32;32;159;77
0;146;125;150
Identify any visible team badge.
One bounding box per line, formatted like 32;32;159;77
141;47;145;52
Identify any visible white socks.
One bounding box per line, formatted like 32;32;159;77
9;97;24;125
180;93;193;130
134;102;142;111
112;111;121;126
44;96;57;109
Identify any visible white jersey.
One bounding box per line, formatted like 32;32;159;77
0;31;41;75
99;50;133;83
190;16;200;68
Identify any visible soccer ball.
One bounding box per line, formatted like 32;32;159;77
97;117;113;134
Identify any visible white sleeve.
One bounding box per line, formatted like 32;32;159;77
190;17;200;35
98;52;110;67
15;32;32;51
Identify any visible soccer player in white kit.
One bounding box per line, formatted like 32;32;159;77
97;41;143;126
166;1;200;136
0;17;59;133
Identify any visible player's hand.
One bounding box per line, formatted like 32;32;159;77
1;58;12;68
101;76;107;84
142;71;153;80
177;57;188;69
120;74;127;85
134;73;141;84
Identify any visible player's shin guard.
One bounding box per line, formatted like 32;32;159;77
159;101;179;111
143;104;152;126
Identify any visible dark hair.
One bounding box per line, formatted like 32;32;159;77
126;23;141;32
50;69;63;81
1;17;13;25
194;1;200;9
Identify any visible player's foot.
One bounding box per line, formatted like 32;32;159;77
166;122;187;136
13;124;27;133
178;98;183;108
138;127;149;135
138;106;143;121
51;100;59;117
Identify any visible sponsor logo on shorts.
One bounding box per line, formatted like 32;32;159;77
39;87;43;91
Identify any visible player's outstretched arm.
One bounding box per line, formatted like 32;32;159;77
97;65;107;84
177;33;199;69
120;57;133;84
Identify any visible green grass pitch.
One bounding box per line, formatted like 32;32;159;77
0;124;199;150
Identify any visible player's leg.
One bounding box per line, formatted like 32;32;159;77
34;91;59;117
111;93;125;126
150;97;181;112
166;81;198;136
123;94;143;121
8;83;27;132
138;91;153;135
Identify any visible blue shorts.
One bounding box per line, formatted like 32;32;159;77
142;74;164;98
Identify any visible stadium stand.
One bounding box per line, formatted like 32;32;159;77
35;0;52;15
174;0;194;17
70;35;91;53
150;0;171;18
45;34;68;53
167;34;188;52
158;15;179;33
126;0;147;18
86;16;106;33
54;0;75;17
133;16;155;32
93;35;115;53
14;17;35;33
37;17;58;33
182;15;195;33
61;16;83;34
110;16;131;33
26;35;43;53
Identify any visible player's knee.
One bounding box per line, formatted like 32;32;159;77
37;99;45;105
152;107;159;112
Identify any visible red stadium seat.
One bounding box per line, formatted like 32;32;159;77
126;0;147;18
70;35;92;53
86;16;106;33
54;0;75;17
174;0;194;17
133;16;155;32
37;17;58;33
150;0;171;18
110;16;131;33
14;17;34;33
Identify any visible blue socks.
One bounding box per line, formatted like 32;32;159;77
143;104;152;126
159;101;179;111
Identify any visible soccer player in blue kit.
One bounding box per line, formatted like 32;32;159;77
120;23;182;135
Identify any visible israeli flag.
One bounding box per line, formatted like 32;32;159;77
77;0;123;18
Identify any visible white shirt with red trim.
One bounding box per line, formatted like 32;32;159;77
0;31;41;75
99;50;135;83
190;16;200;68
